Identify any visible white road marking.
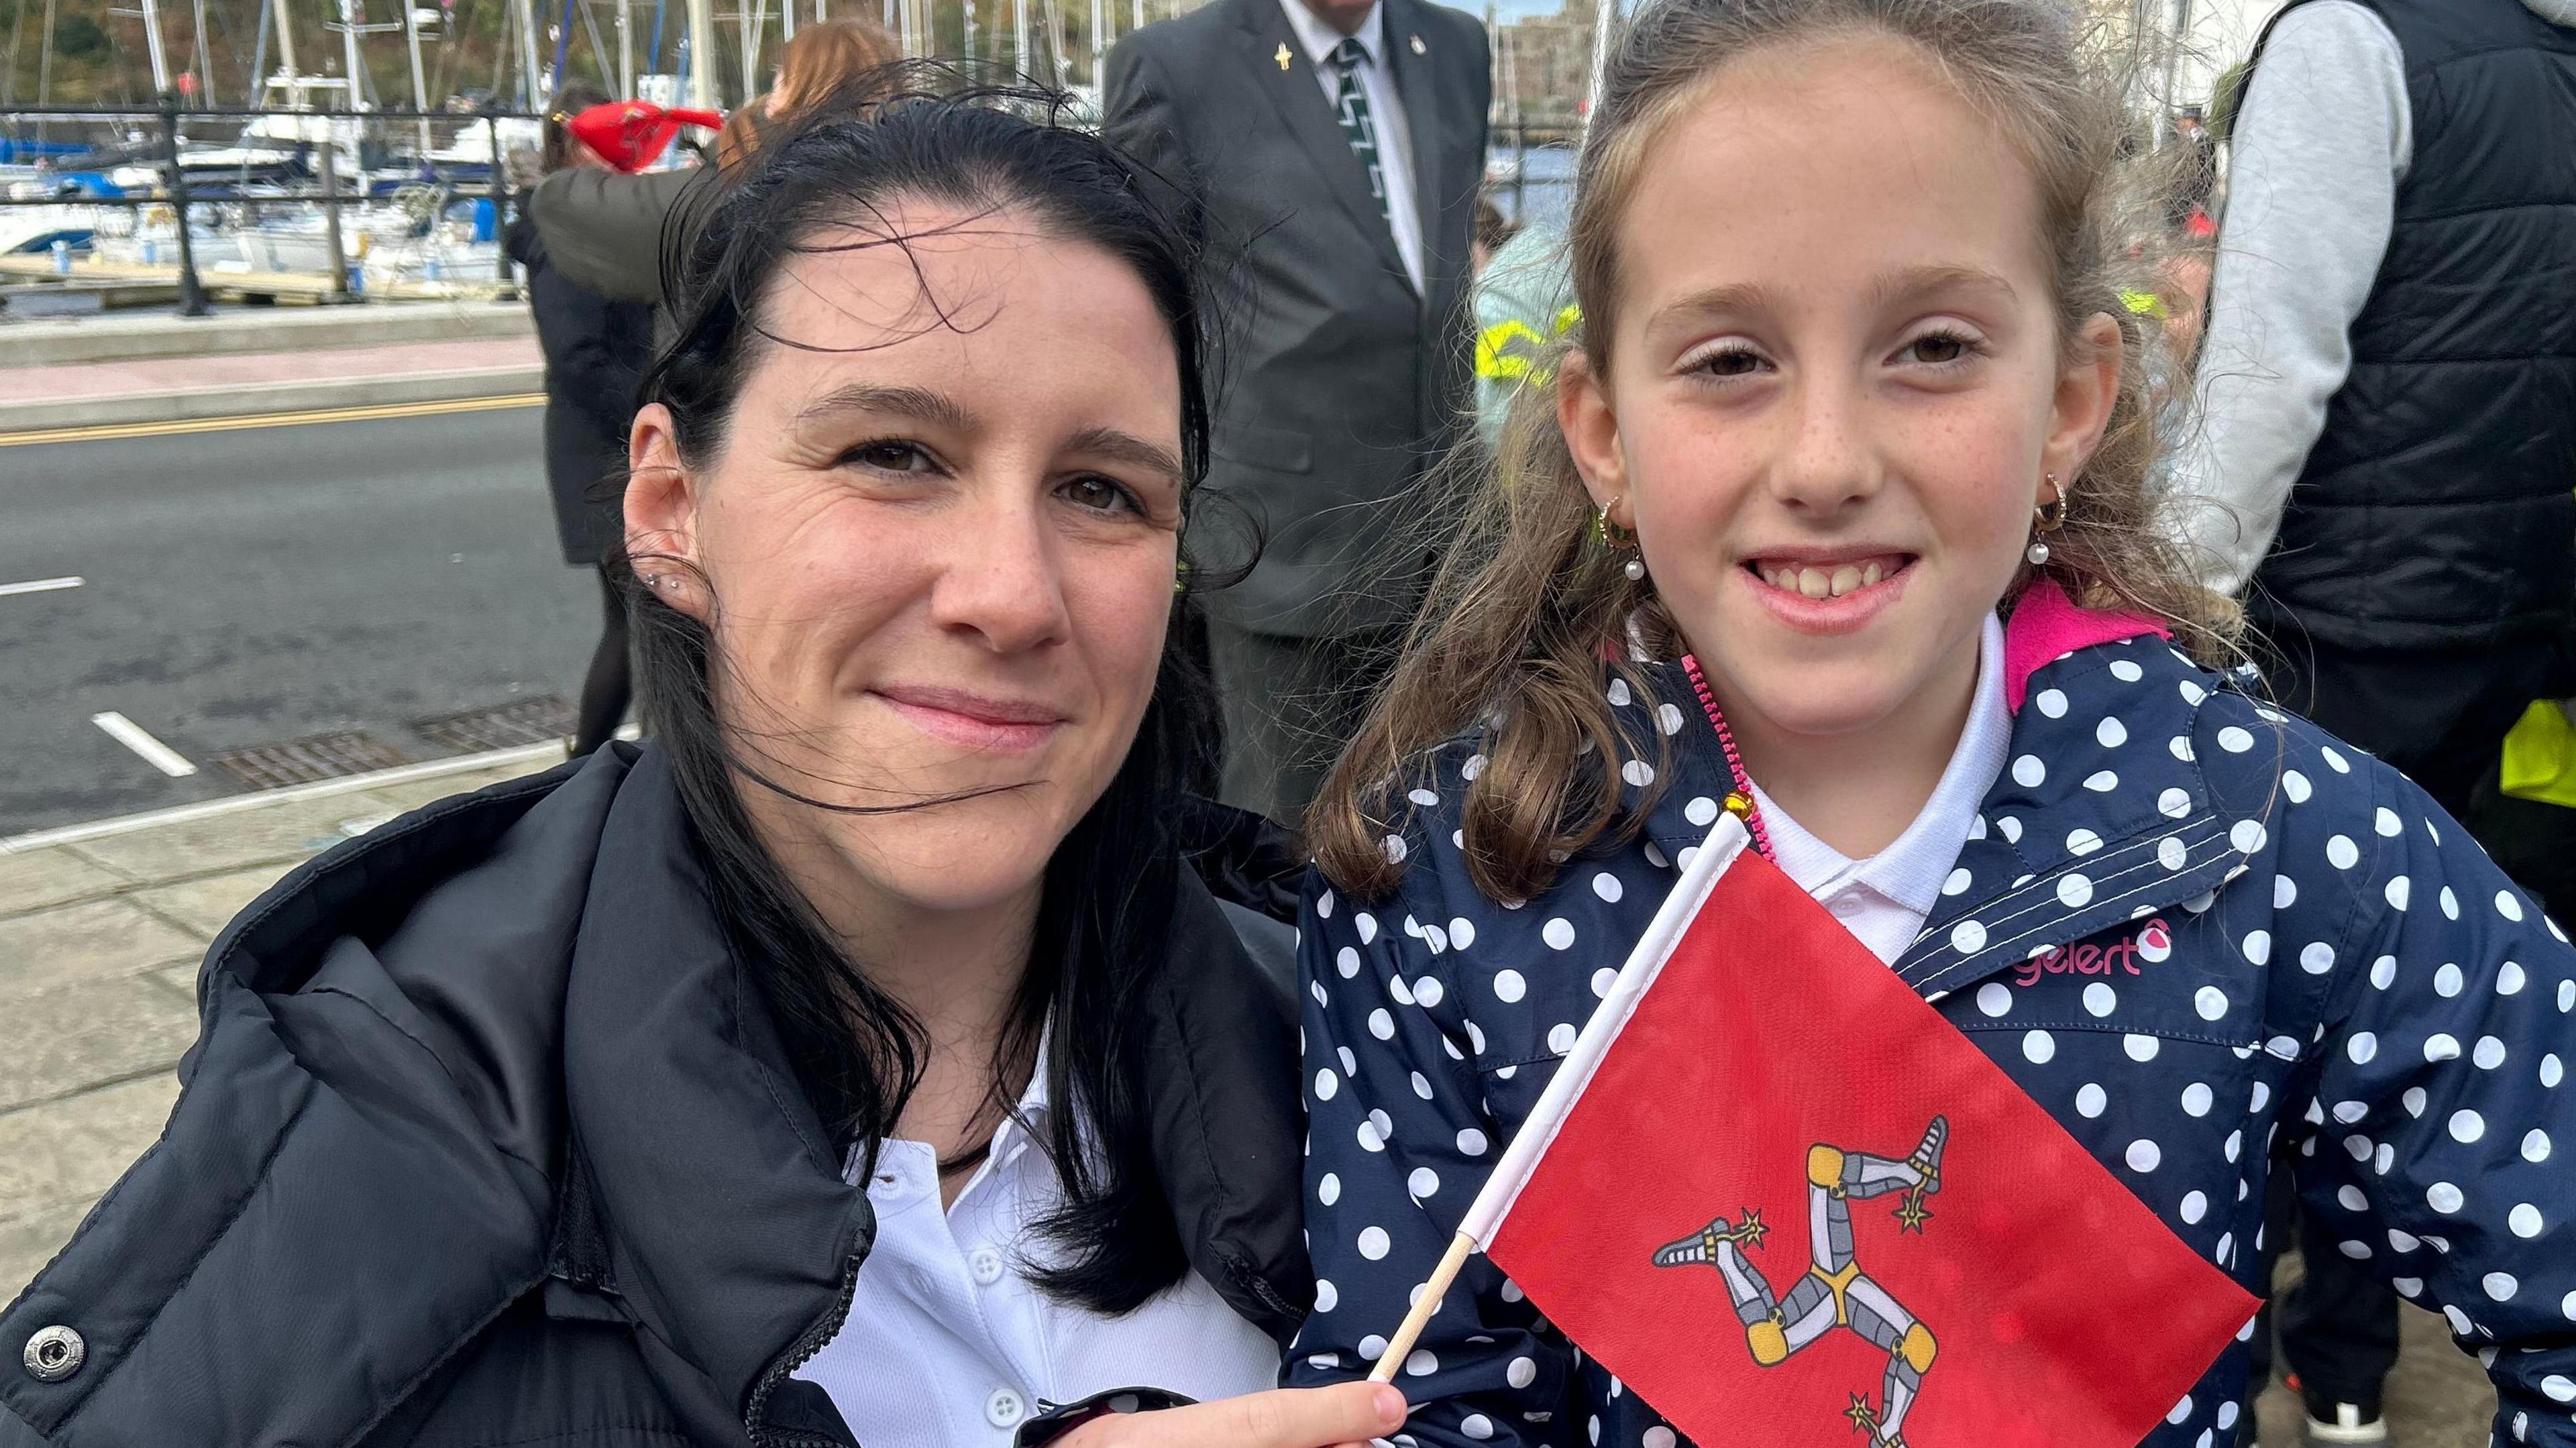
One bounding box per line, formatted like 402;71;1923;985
91;712;199;777
0;575;83;598
1;724;639;855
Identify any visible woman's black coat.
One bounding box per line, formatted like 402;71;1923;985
0;746;1312;1447
504;212;654;567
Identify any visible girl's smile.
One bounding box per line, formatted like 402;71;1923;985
1739;549;1919;635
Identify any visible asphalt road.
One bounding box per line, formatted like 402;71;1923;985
0;404;600;834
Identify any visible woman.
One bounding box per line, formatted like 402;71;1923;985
1;94;1400;1448
714;17;902;172
526;17;900;306
506;79;655;755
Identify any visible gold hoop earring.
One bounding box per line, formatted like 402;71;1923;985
1595;501;1646;581
2027;473;2067;566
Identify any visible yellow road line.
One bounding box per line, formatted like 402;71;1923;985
0;393;545;449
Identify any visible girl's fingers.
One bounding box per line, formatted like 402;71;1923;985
1055;1382;1407;1448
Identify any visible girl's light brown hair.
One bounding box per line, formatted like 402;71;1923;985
715;17;904;171
1309;0;2239;904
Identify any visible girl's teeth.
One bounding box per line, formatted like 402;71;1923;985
1760;559;1895;598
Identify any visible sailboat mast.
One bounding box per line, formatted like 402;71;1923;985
1583;0;1615;117
337;0;368;105
519;0;543;105
684;0;713;107
1010;0;1025;79
617;0;633;93
1041;0;1066;87
272;0;300;95
405;0;431;145
1086;0;1100;86
140;0;174;93
191;0;212;97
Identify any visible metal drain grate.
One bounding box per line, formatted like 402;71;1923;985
211;732;414;789
413;695;577;753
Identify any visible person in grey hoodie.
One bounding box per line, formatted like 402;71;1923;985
2173;1;2576;1443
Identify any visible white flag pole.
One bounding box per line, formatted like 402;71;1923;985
1367;810;1753;1382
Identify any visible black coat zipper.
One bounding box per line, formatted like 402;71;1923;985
743;1247;867;1448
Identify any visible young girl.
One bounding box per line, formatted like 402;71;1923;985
1291;1;2576;1445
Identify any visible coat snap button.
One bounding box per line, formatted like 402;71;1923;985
23;1326;85;1382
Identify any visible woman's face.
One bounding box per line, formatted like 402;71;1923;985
629;201;1184;922
1560;34;2119;745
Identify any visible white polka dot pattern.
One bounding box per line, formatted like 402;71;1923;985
1283;641;2576;1448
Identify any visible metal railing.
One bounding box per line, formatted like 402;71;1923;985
3;100;547;314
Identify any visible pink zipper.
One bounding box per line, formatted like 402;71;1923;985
1678;655;1774;860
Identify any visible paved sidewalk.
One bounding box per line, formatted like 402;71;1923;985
0;333;542;433
0;750;2499;1445
0;748;561;1300
0;302;531;368
0;337;538;407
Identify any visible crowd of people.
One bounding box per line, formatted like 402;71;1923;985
5;0;2571;1445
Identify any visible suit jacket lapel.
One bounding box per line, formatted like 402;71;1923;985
1381;0;1445;296
1232;0;1411;282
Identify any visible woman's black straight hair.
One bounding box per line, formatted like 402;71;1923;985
617;71;1222;1313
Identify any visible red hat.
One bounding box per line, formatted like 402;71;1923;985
564;100;726;173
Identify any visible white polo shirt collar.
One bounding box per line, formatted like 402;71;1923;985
1747;612;2010;963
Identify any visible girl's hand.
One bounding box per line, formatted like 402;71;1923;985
1052;1382;1407;1448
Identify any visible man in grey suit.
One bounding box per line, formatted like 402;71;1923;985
1105;0;1490;826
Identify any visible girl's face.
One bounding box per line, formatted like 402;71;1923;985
1562;33;2121;746
628;201;1184;922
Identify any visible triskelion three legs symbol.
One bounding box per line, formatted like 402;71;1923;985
1651;1117;1948;1447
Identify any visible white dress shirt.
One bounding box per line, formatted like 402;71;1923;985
1746;614;2010;964
1277;0;1426;292
793;1029;1280;1445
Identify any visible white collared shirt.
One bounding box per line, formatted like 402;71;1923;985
793;1028;1279;1445
1276;0;1426;292
1746;614;2010;964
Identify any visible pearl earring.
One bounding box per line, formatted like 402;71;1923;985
2027;471;2067;567
1598;501;1648;583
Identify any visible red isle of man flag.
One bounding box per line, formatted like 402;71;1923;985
1443;816;2257;1447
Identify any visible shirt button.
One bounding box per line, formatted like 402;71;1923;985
969;1247;1006;1286
1829;895;1864;917
985;1386;1026;1429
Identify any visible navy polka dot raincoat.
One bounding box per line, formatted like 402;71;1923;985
1287;611;2576;1447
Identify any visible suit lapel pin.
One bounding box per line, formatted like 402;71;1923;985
1409;32;1425;53
1275;42;1293;69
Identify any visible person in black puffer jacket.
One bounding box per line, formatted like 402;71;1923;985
0;89;1413;1448
505;80;656;756
2177;3;2576;1440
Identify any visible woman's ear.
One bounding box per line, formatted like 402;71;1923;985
2043;312;2125;491
1556;349;1629;515
625;403;711;620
